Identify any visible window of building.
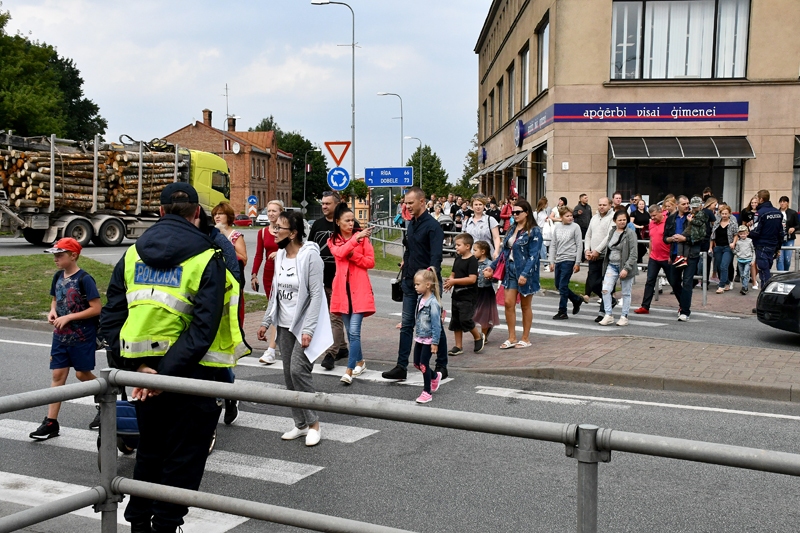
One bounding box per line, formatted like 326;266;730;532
489;90;495;134
533;145;547;201
520;45;530;107
497;78;504;126
793;137;800;209
482;100;488;140
251;160;255;178
537;15;549;93
506;62;515;118
610;0;750;80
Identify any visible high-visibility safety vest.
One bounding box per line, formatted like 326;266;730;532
120;245;250;367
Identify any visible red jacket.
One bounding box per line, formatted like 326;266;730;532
500;203;513;231
328;234;376;316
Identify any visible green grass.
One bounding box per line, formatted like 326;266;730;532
0;254;271;320
0;255;115;320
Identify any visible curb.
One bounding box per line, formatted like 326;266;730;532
463;365;799;403
0;317;54;333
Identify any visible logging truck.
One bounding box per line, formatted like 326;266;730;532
0;133;231;247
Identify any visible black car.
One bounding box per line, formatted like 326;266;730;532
756;272;800;333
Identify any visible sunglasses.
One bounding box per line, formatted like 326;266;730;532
512;210;525;215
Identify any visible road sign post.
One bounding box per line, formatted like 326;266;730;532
364;167;414;188
247;195;258;206
327;167;351;191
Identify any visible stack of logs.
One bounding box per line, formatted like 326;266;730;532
0;148;187;212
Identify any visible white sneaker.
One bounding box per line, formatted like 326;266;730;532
599;315;615;326
352;362;366;376
259;349;276;365
340;373;352;385
678;314;689;322
305;428;321;447
616;316;629;326
281;426;309;440
752;283;759;290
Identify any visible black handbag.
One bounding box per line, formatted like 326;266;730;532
391;269;403;302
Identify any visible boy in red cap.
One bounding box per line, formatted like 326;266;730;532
30;237;102;440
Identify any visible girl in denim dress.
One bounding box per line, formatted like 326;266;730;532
412;268;444;404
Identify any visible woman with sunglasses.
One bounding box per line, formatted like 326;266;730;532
258;211;329;447
482;198;542;349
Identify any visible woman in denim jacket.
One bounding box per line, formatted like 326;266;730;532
412;268;443;404
483;198;542;349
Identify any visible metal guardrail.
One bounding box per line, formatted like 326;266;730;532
4;369;800;532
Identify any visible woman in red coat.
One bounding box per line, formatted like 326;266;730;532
328;202;375;385
251;199;282;364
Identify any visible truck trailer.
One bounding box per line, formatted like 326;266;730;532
0;133;231;247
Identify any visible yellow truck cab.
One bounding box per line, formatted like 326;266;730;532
189;150;231;211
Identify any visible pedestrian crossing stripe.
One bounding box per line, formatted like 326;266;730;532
0;419;323;485
0;471;247;532
388;312;576;336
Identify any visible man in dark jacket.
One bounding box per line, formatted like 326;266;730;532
573;193;592;238
777;195;798;272
749;189;784;287
101;182;227;533
383;187;449;381
663;195;707;322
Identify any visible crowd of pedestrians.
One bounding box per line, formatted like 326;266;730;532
27;177;794;532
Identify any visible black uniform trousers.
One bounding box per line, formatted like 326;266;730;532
124;391;221;531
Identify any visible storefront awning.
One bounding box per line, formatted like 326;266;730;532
608;136;755;160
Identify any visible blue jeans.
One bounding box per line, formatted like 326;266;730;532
340;313;363;370
398;277;448;370
755;246;775;288
738;261;751;289
602;264;633;316
712;246;733;288
554;261;582;313
777;240;794;271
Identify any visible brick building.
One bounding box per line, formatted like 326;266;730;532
164;109;292;213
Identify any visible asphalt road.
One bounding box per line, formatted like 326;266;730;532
1;324;800;532
2;230;800;531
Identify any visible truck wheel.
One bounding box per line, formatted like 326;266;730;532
95;219;125;247
22;228;46;245
64;219;93;247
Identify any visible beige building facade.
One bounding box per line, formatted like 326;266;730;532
475;0;800;211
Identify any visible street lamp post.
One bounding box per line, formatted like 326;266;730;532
312;0;355;191
303;148;321;215
405;136;422;193
377;91;403;215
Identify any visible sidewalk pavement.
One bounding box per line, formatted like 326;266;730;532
243;277;800;403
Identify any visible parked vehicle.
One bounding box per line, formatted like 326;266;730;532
756;272;800;334
255;207;269;226
0;133;231;247
234;214;253;227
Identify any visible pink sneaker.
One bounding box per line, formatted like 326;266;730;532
430;372;442;393
416;391;433;404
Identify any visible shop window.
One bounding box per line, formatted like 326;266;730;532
608;158;744;209
537;15;549;93
520;45;530;107
507;62;515;118
534;145;547;201
610;0;750;80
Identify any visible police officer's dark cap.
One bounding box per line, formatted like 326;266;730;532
160;182;199;204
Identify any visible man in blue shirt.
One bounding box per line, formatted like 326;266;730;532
383;187;449;381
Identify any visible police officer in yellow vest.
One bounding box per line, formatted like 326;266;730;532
100;182;247;533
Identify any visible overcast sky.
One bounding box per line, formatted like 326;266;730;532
5;0;491;184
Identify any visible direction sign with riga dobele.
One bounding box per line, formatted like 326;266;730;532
364;167;413;187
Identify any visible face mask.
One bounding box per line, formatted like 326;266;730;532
277;236;292;249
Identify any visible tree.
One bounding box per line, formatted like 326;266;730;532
0;6;106;141
406;145;449;199
249;114;284;146
278;131;329;207
341;179;368;202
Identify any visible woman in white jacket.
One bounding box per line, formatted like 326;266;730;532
257;211;331;447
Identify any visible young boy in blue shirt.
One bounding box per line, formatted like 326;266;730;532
30;238;102;440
